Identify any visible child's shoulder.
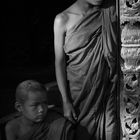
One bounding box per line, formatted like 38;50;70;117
5;116;21;134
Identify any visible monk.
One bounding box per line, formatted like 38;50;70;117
54;0;119;139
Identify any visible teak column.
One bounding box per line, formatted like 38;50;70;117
120;0;140;139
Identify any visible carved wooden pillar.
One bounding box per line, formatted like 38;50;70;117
120;0;140;139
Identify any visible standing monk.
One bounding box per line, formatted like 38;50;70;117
54;0;118;139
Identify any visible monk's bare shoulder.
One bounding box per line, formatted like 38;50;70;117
54;2;77;31
54;12;69;32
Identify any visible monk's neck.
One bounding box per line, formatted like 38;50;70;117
75;0;94;15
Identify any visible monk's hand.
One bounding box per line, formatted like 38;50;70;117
63;101;77;124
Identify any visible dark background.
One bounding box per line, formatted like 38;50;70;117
0;0;75;118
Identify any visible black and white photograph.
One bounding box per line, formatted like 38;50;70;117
1;0;140;140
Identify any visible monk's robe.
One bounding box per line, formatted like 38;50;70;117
18;108;74;140
64;0;119;140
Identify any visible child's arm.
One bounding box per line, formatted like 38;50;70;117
5;121;17;140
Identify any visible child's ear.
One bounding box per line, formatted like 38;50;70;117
15;102;22;112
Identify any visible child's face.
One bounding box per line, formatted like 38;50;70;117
21;90;48;123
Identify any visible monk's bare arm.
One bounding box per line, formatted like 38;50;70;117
54;13;77;123
54;13;69;103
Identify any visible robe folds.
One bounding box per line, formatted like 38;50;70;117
17;108;74;140
64;0;119;140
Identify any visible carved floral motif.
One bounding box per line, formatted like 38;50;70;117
120;0;140;139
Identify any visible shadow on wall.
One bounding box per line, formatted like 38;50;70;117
0;0;76;119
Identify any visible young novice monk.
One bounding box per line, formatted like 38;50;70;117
5;80;68;140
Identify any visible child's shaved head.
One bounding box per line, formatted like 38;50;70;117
15;80;47;103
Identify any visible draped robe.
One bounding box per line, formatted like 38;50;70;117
64;0;118;139
17;109;72;140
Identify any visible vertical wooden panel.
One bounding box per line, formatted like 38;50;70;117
120;0;140;139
